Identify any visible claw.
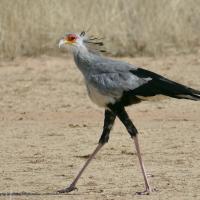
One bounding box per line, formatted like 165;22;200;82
135;190;150;195
57;185;78;193
135;187;151;195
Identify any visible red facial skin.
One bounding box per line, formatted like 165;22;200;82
65;34;77;43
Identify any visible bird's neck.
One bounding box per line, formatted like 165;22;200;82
73;47;94;77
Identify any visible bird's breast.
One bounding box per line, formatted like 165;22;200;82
86;84;116;107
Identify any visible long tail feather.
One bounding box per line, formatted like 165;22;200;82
158;80;200;101
131;68;200;101
151;72;200;101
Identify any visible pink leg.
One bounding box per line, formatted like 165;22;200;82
57;143;103;193
133;135;151;195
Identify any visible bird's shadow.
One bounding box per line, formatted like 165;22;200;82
0;191;80;197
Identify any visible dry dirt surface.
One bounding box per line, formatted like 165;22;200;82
0;54;200;200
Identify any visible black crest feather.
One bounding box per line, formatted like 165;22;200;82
80;31;106;54
80;31;85;37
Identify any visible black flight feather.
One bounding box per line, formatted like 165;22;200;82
129;68;200;101
119;68;200;106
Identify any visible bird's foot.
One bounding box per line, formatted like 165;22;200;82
135;187;151;195
147;173;154;177
57;184;78;193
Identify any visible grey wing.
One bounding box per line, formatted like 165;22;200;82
87;71;152;98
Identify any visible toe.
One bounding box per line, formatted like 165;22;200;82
57;185;77;193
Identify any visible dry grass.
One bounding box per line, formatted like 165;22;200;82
0;0;200;59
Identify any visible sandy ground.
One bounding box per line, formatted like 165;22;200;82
0;54;200;200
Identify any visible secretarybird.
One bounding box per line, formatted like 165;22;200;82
58;31;200;195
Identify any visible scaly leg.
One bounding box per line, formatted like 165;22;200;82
109;104;151;195
57;143;103;193
57;110;116;193
133;135;151;195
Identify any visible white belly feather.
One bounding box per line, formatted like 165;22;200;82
87;84;116;107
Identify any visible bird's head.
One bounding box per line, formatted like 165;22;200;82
59;32;85;49
58;31;105;54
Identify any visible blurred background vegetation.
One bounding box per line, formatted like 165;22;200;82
0;0;200;59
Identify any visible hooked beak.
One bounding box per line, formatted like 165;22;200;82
58;39;68;48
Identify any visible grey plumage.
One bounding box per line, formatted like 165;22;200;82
57;32;200;195
70;36;200;107
73;51;152;105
